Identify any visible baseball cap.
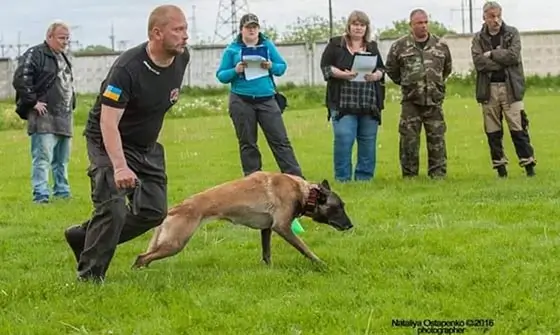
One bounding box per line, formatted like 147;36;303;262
240;13;260;28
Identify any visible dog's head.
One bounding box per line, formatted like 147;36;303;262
306;179;353;231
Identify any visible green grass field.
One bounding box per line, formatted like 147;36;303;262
1;91;559;334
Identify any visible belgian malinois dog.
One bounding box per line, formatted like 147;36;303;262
132;171;353;268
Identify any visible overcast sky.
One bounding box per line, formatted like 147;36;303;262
0;0;557;57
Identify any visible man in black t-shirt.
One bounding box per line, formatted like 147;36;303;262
63;4;191;282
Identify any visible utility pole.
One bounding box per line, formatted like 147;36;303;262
0;32;5;57
213;0;250;44
16;31;29;56
17;31;22;56
450;0;467;33
468;0;474;33
68;25;81;53
451;0;481;34
109;23;115;51
190;4;198;44
328;0;333;38
466;0;482;33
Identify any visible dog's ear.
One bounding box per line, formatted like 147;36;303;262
320;179;331;190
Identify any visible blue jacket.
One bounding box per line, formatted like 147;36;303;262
215;33;286;98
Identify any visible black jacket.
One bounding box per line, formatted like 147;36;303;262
471;22;525;104
12;41;76;120
319;35;386;122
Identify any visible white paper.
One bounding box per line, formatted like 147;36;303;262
350;54;377;82
242;55;268;81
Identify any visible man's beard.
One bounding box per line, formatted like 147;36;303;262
164;42;185;56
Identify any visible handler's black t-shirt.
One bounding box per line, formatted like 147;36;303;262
84;42;190;149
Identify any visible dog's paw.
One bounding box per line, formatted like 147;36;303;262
131;255;148;269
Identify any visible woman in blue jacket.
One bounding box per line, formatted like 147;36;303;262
216;13;303;179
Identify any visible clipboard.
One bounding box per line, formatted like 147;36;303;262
241;45;269;80
350;52;377;82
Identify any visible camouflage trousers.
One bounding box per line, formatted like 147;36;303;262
399;101;447;178
481;83;536;169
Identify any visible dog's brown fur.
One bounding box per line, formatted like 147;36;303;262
132;171;353;268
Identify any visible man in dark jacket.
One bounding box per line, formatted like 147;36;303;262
12;21;76;203
471;1;536;177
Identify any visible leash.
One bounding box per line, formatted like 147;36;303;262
80;180;142;233
94;179;142;216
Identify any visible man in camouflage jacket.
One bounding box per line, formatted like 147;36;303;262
385;9;453;179
471;1;536;177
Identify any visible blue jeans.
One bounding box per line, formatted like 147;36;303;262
30;133;72;202
330;110;379;182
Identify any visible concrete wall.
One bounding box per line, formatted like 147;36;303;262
2;30;560;100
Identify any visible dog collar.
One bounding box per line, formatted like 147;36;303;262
302;187;320;217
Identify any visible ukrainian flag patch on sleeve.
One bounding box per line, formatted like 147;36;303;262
102;84;122;101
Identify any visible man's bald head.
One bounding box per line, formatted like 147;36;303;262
147;5;186;37
146;5;189;57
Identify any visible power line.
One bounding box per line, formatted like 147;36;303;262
0;31;29;58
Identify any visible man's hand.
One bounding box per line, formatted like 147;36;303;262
34;101;47;116
114;166;138;190
364;70;383;82
235;61;247;73
260;61;272;69
483;51;492;57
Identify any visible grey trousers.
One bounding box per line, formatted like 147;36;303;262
76;139;168;280
228;92;303;178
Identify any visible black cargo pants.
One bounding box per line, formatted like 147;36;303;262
76;139;167;280
481;83;536;168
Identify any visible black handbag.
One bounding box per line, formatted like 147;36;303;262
274;92;287;113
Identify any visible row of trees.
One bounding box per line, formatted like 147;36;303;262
74;15;455;55
261;15;455;43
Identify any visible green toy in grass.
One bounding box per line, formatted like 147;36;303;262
291;218;305;235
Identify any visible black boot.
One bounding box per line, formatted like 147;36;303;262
64;225;86;262
496;165;508;178
525;163;536;177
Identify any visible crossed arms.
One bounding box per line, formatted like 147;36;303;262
471;28;521;72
